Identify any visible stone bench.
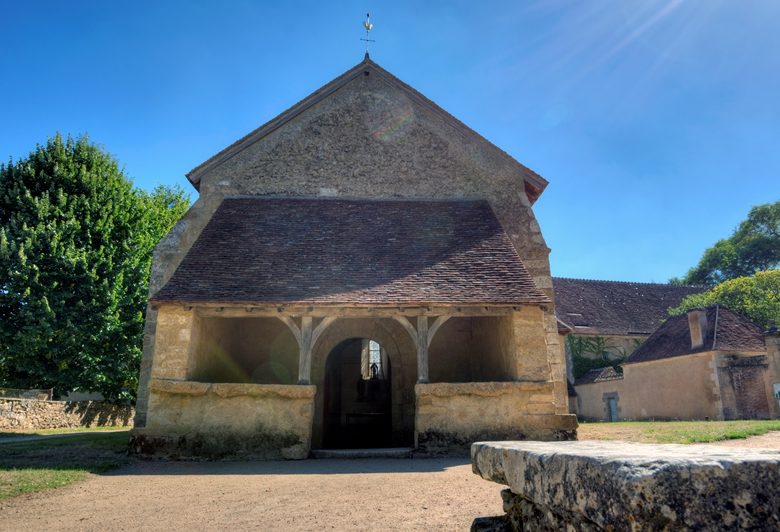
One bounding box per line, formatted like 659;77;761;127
471;441;780;531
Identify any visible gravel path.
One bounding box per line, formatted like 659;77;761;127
0;458;503;531
3;432;779;531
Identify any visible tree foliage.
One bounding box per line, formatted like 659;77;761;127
668;270;780;329
0;134;188;400
567;335;632;380
677;201;780;286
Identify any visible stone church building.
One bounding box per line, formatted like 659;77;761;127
132;56;575;458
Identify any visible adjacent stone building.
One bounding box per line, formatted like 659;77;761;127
575;305;780;421
554;278;706;365
132;56;575;458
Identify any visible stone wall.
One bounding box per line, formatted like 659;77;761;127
415;382;576;454
135;59;563;427
134;379;315;459
575;350;777;421
472;441;780;531
0;399;134;430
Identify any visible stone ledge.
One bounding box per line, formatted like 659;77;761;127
471;441;780;531
149;379;316;399
415;381;551;398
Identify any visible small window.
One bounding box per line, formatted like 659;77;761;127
361;339;386;380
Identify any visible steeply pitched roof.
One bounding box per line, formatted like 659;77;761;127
553;278;706;336
185;56;548;204
574;366;623;386
151;198;549;306
624;305;766;365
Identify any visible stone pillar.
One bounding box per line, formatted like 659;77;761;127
149;306;197;381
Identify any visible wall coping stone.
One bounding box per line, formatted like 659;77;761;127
150;379;316;399
416;381;551;398
471;440;780;530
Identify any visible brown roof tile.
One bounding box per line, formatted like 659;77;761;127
152;198;549;306
553;278;706;336
624;305;766;364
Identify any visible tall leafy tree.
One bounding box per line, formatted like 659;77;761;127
668;270;780;329
0;134;188;400
676;201;780;286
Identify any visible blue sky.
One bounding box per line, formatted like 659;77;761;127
1;1;778;282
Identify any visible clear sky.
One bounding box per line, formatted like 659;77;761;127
1;1;778;283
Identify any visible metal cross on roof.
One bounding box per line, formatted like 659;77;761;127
361;12;375;57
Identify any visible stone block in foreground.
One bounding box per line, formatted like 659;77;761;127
471;440;780;531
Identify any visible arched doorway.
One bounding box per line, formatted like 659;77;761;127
323;338;392;449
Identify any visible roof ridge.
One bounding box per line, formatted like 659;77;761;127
553;276;705;288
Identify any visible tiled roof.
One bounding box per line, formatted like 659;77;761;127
152;198;550;306
624;305;767;365
574;366;623;386
553;278;706;336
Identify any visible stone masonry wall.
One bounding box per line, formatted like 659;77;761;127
415;382;576;454
135;60;564;427
135;379;315;459
0;399;134;430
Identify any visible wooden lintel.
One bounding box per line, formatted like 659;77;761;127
193;305;516;319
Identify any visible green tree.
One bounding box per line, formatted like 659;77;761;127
567;335;630;379
677;201;780;286
668;270;780;329
0;134;188;400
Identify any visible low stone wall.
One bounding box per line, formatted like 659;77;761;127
132;379;315;459
471;441;780;531
0;399;134;430
415;382;576;454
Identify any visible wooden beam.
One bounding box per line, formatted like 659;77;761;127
278;316;302;346
311;316;337;351
392;316;418;344
297;317;314;385
193;305;516;319
427;315;452;348
416;316;430;383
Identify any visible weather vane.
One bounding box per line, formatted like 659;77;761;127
361;12;375;58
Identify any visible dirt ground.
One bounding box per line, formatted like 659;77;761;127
2;432;779;531
0;457;504;531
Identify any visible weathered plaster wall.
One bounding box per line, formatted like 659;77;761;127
136;379;314;459
190;317;298;385
577;354;721;421
415;382;576;454
428;317;514;383
0;399;134;430
576;350;777;421
574;378;626;421
135;62;562;428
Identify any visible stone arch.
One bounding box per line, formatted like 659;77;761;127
310;317;417;448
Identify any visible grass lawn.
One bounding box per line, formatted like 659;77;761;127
578;419;780;444
0;430;132;500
